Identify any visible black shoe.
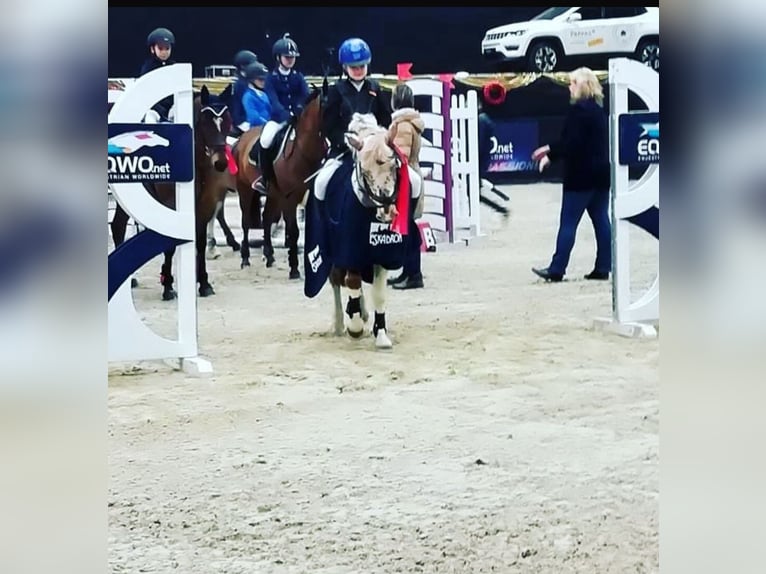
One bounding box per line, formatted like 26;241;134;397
387;272;406;286
584;270;610;280
392;274;424;290
532;267;563;282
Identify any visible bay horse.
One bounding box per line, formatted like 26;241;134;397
304;113;421;349
231;85;327;278
110;85;233;300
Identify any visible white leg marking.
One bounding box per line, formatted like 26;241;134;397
372;265;392;349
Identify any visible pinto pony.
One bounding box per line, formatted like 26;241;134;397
304;113;422;349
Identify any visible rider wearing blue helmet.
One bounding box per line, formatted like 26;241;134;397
322;37;391;156
229;50;260;140
249;34;310;194
313;37;392;199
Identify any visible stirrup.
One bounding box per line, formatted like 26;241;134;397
252;177;268;193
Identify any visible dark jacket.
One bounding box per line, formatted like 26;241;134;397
264;68;310;123
139;56;176;120
322;77;392;154
547;98;610;192
230;77;250;128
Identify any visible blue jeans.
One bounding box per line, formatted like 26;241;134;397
549;189;611;276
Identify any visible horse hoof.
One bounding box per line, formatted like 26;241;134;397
375;329;393;349
347;327;364;339
289;269;301;280
199;285;215;297
230;242;241;252
162;289;177;301
130;278;138;288
241;259;250;269
265;257;275;268
206;247;221;260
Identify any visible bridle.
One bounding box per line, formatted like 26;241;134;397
353;142;402;208
197;103;229;158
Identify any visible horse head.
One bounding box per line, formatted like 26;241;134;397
194;85;231;173
345;114;402;223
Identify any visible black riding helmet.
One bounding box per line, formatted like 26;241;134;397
233;50;259;76
146;27;175;47
272;33;300;60
243;61;269;81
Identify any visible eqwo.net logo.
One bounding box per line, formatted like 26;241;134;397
108;131;171;176
637;122;659;161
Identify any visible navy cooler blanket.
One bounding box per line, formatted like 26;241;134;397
303;158;411;298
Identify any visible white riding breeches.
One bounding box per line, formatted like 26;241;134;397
314;159;423;204
314;157;343;201
261;120;285;149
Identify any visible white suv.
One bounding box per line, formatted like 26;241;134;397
481;7;659;73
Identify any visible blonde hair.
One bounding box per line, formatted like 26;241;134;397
569;67;604;106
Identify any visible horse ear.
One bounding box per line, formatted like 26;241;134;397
200;85;210;105
219;83;232;103
345;133;364;151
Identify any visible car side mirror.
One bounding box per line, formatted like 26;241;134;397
567;13;582;22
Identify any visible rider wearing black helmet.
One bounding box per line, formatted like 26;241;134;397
248;33;309;193
140;28;176;76
229;50;260;140
139;27;176;122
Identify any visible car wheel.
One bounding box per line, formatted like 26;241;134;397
636;39;659;71
527;41;561;73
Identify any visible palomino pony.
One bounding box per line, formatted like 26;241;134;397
110;85;234;299
231;85;328;278
304;113;421;349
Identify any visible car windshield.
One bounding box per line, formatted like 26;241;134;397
531;7;572;20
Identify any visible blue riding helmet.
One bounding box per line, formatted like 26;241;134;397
233;50;259;74
338;38;371;66
272;34;300;60
244;61;269;81
147;27;175;47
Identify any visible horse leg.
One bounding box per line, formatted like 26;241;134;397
371;265;393;349
344;271;365;339
197;218;215;297
160;247;177;301
206;201;221;260
332;282;344;337
237;181;252;268
262;194;278;268
217;196;240;251
110;203;139;288
480;194;509;218
284;203;301;280
359;286;369;323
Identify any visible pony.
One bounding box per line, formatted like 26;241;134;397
230;84;327;278
304;113;421;349
110;85;233;300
